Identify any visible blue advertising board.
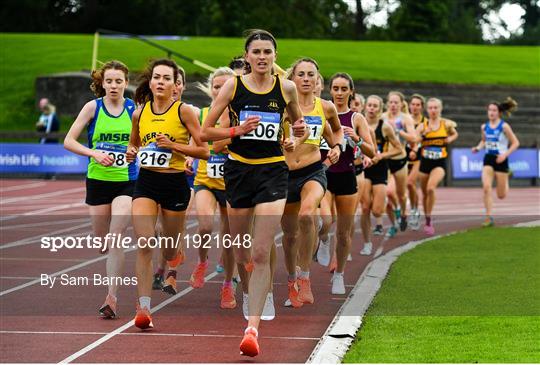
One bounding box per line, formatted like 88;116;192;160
0;143;87;174
452;148;539;179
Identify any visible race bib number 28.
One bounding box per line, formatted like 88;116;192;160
239;110;280;142
138;142;172;168
95;142;127;168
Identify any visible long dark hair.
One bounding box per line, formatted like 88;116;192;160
329;72;355;107
135;58;179;105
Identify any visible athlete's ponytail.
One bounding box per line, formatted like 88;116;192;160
490;97;518;117
135;59;179;106
329;72;355;107
90;60;129;98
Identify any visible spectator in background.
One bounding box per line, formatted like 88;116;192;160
36;98;60;144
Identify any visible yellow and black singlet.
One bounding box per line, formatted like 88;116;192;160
138;100;190;171
421;119;449;160
228;75;287;165
195;107;226;190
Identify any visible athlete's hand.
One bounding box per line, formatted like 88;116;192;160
363;156;373;168
238;116;260;135
471;146;480;153
282;138;295;152
343;126;358;142
292;118;307;138
156;133;174;149
126;145;138;163
184;157;194;176
327;145;341;165
92;150;114;167
372;152;382;165
496;154;507;164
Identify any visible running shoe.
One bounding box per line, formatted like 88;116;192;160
239;327;259;357
220;286;237;309
134;304;153;330
215;264;224;273
482;216;494;227
162;275;177;295
242;292;249;320
189;261;208;288
360;242;372;256
261;293;275;321
99;294;117;319
167;251;185;268
331;274;346;295
400;216;408;231
424;224;435;236
298;277;314;304
409;209;420;231
347;253;352;261
152;273;163;290
316;237;331;266
287;280;304;308
373;225;384;236
385;226;397;238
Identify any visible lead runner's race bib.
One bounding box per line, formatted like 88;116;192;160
137;142;172;168
207;154;226;178
422;146;443;160
239;110;280;142
305;116;323;144
95;142;128;168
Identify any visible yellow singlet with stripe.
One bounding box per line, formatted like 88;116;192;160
421;118;449;159
284;97;326;145
138;100;189;171
195;107;226;190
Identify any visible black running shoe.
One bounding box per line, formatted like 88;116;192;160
152;273;163;290
400;216;408;232
373;225;384;236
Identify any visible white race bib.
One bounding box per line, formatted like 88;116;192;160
95;142;128;168
138;142;172;168
239;110;280;142
422;147;443;160
207;154;226;178
485;141;498;151
305;116;323;144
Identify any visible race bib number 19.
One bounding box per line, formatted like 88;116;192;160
95;142;127;168
138;142;172;168
207;154;226;178
239;110;280;142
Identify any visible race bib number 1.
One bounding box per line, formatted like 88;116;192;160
305;116;323;143
138;142;172;168
239;110;280;142
95;142;127;168
207;154;226;178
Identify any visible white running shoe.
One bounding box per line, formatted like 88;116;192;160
242;292;249;320
261;293;275;321
331;274;346;295
360;242;372;256
347;253;352;261
317;237;331;266
284;298;292;307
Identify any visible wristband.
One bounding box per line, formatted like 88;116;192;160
330;144;340;150
356;138;363;148
230;127;236;138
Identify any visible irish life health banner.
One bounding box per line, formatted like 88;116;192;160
452;148;539;179
0;143;87;173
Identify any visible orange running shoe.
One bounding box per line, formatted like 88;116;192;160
167;251;185;268
220;285;237;309
244;260;254;273
328;255;337;273
99;294;117;319
189;261;208;288
162;275;178;295
298;277;314;304
239;327;259;357
287;280;304;308
134;304;153;330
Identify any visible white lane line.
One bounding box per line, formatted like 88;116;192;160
0;257;90;263
0;222;197;297
0;330;320;341
0;203;87;222
0;276;40;280
0;223;91;249
59;270;218;364
0;181;47;192
0;187;85;204
1;218;88;230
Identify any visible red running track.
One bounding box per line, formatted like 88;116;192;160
1;179;539;363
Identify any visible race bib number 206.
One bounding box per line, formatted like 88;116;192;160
137;142;172;168
239;110;280;142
